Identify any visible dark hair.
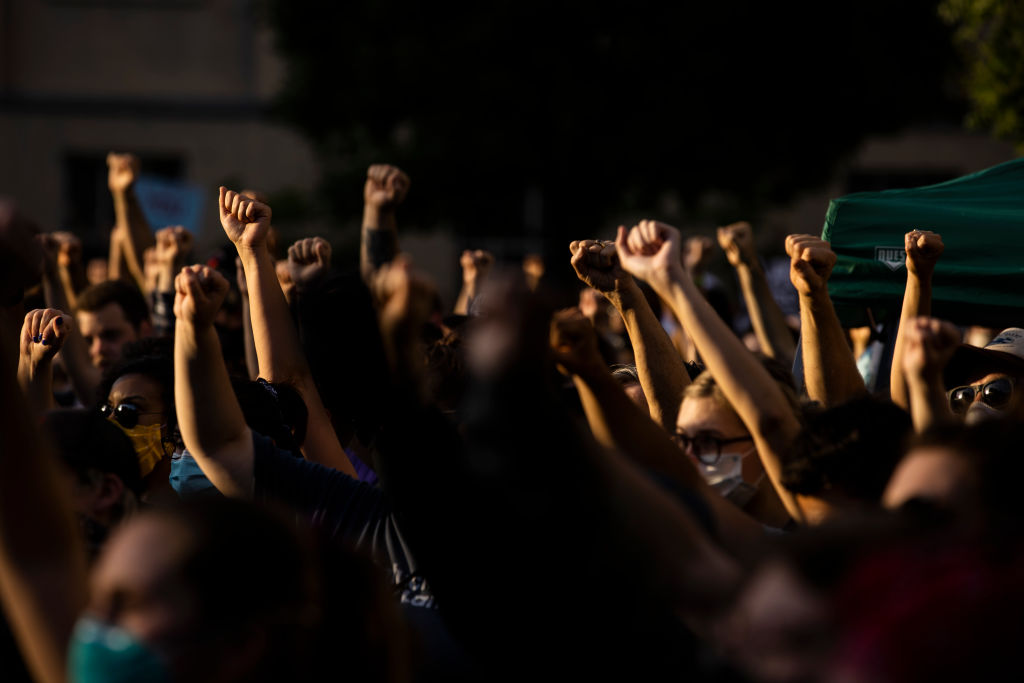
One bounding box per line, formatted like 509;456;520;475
76;280;150;329
43;409;143;499
782;395;911;501
231;378;308;456
97;340;176;441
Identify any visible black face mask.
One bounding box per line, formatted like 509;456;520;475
76;514;110;562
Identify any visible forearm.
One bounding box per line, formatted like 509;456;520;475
454;282;475;315
17;358;55;414
890;275;931;410
736;262;796;365
609;284;689;430
360;205;399;281
0;327;87;683
174;319;252;497
906;373;951;433
798;289;865;407
240;248;356;475
239;295;259;380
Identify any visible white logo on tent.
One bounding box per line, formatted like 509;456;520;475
875;247;905;272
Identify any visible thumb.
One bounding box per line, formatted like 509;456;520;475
614;226;632;256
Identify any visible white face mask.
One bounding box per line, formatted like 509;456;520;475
696;445;759;506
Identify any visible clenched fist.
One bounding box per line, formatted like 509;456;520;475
20;308;71;366
785;234;836;297
569;238;632;295
287;237;332;289
615;220;684;290
717;221;757;268
902;316;960;381
461;249;494;286
174;264;230;329
364;164;410;210
155;226;194;267
904;229;944;278
549;307;604;377
219;187;272;250
107;152;140;194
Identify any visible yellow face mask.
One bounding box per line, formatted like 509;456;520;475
115;421;174;477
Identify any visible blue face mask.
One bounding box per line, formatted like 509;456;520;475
168;450;221;500
68;616;173;683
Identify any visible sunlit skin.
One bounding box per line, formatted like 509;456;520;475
882;445;977;510
108;374;165;429
77;303;141;371
676;395;760;482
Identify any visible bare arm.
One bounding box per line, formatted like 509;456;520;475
0;214;86;683
173;264;254;498
107;153;155;292
619;221;806;523
454;249;493;315
360;164;409;282
569;239;690;431
16;309;72;414
901;317;959;432
786;234;865;407
551;308;771;561
718;222;796;366
236;257;260;380
220;189;356;477
890;230;944;411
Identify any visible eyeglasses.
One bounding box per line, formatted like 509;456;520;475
671;431;753;465
100;403;163;429
948;377;1015;415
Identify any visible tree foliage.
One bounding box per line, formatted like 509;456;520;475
941;0;1024;150
267;1;958;245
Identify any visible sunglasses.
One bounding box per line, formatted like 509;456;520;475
947;377;1015;415
671;431;753;465
100;403;163;429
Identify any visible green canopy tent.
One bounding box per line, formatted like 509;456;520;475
822;157;1024;328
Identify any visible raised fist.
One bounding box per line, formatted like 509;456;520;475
219;187;272;250
785;234;836;297
569;238;631;294
461;249;494;286
154;226;194;267
902;316;960;380
549;307;603;377
287;237;332;289
615;220;683;290
717;221;757;268
46;231;82;269
683;235;715;274
107;152;140;194
173;264;230;329
364;164;410;210
904;229;944;278
20;308;72;366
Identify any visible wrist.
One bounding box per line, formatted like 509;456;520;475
606;280;642;310
799;287;832;310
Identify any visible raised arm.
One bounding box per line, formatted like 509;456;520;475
220;189;356;476
360;164;409;282
106;153;155;291
569;238;689;431
173;264;254;498
618;221;805;523
149;226;193;337
235;257;260;380
16;308;72;414
890;230;944;410
0;210;86;683
550;307;771;560
786;234;865;406
718;222;796;366
454;249;493;315
901;317;959;432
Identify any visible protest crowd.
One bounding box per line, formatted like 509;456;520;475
0;153;1023;683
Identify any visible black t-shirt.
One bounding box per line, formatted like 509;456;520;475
251;432;435;608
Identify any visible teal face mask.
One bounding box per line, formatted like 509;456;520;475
68;616;173;683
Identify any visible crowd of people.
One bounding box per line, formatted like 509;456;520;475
0;152;1022;683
